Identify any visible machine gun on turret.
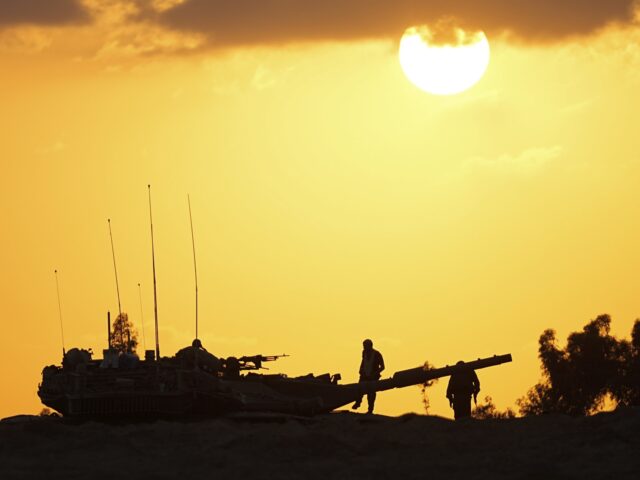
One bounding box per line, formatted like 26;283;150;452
238;354;290;370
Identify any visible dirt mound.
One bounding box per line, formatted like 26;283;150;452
1;408;639;479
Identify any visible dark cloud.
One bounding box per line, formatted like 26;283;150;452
0;0;88;27
157;0;638;46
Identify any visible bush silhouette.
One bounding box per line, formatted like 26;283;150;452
420;361;439;414
473;396;516;419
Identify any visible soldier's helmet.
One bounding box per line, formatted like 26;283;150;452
192;338;202;349
363;339;373;348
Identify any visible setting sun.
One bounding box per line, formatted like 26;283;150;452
399;25;490;95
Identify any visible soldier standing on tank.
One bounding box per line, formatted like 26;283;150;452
446;361;480;419
352;339;385;414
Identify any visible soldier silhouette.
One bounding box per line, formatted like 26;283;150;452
446;361;480;419
175;338;221;372
352;339;385;414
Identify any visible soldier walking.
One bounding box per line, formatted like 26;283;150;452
446;361;480;419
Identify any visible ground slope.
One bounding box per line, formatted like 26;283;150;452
1;408;638;479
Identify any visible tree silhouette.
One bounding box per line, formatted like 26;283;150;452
518;314;636;416
473;396;516;419
611;319;640;406
110;312;138;354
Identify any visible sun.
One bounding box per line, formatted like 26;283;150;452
399;25;490;96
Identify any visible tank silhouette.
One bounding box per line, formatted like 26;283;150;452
38;346;512;418
42;190;513;418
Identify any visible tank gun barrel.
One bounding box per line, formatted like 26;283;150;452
316;354;512;413
392;353;512;389
363;354;513;394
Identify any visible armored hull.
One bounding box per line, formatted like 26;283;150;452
38;353;512;419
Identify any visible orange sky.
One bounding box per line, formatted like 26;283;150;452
1;1;640;419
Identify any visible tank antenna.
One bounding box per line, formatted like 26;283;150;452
107;218;123;319
54;269;66;356
188;194;199;340
138;282;147;352
148;185;160;359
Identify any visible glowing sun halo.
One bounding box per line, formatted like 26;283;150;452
399;26;490;95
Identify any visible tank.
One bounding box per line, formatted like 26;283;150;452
38;345;512;418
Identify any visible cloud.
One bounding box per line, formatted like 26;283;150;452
158;325;258;351
155;0;639;48
463;146;564;174
0;26;53;52
35;141;67;155
374;337;403;348
74;1;204;59
0;0;88;27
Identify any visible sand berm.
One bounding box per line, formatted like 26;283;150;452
1;408;638;479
